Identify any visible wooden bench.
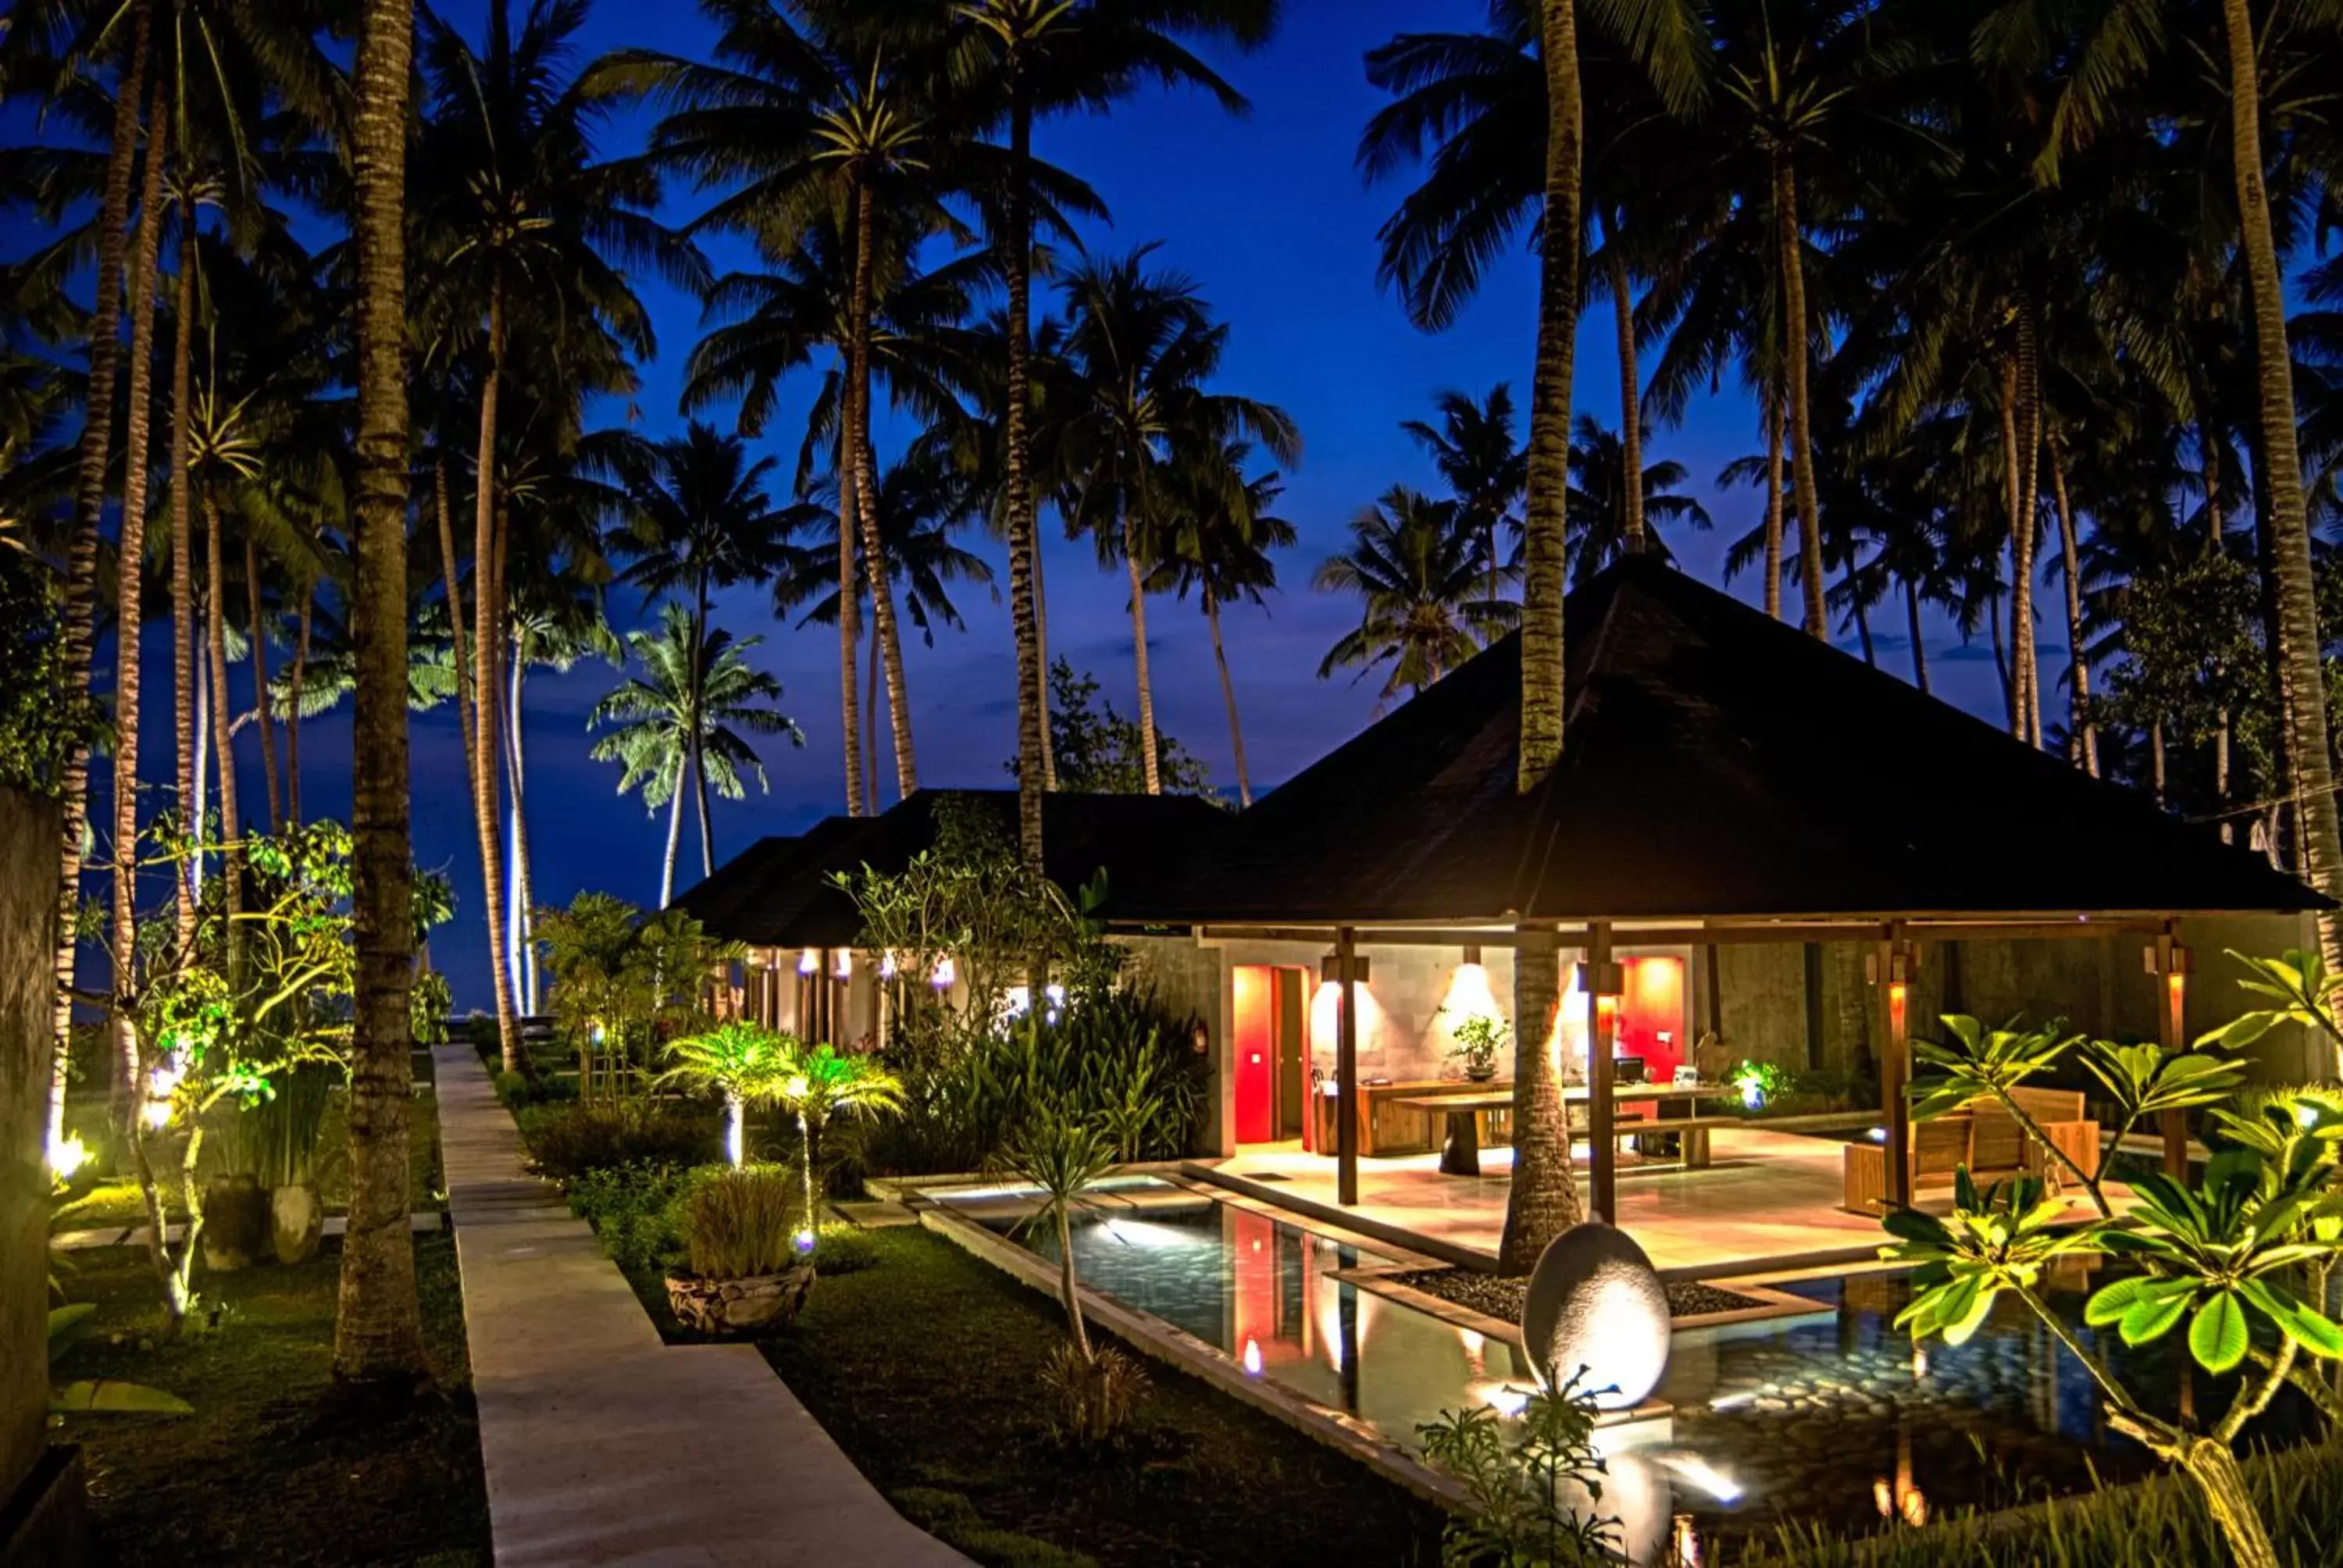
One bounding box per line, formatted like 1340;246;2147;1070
1842;1090;2104;1213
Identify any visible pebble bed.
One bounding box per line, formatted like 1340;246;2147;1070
1387;1268;1764;1320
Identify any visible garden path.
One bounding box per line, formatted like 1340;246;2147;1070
433;1046;972;1567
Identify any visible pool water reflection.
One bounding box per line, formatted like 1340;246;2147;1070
936;1178;2321;1559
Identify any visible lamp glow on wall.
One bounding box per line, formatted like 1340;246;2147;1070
797;948;818;976
1309;953;1378;1059
833;950;853;981
931;955;956;990
1441;943;1499;1021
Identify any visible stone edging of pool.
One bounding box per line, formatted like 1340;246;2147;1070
915;1198;1478;1513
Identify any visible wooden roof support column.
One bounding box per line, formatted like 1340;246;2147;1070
1336;925;1360;1207
2152;923;2192;1178
1875;924;1914;1210
1585;921;1618;1225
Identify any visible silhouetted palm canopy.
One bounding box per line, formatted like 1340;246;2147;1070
1314;485;1517;705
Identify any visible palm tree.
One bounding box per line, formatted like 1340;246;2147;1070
1565;415;1712;581
1402;385;1526;610
335;0;428;1388
1055;247;1298;794
590;605;802;909
1150;440;1293;807
657;1020;795;1169
1314;486;1514;706
774;1040;904;1245
942;0;1278;872
414;0;701;1067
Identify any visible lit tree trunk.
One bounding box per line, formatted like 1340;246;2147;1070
658;757;686;910
109;64;171;1121
1904;577;1929;693
1122;511;1162;794
191;624;208;907
2151;717;2167;810
2216;710;2233;845
51;0;151;1160
1998;357;2030;739
1500;0;1587;1278
169;204;198;947
1606;233;1645;554
469;280;518;1072
1206;589;1252;807
849;184;918;800
865;613;881;811
287;583;309;828
202;495;245;974
245;536;282;828
1034;537;1055;790
1763;381;1785;621
2224;0;2343;982
1774;158;1827;639
504;646;538;1010
1005;89;1046;875
335;0;427;1386
2015;305;2046;749
836;441;866;818
2049;440;2096;775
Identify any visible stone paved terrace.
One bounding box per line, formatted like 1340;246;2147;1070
433;1046;970;1567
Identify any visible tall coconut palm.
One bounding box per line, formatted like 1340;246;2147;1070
1150;440;1293;807
590;605;802;909
1314;486;1514;705
413;0;700;1064
1054;246;1298;794
940;0;1278;872
335;0;428;1389
1402;384;1527;611
1565;414;1711;581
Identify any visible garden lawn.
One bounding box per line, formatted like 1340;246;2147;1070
761;1226;1448;1568
52;1232;489;1566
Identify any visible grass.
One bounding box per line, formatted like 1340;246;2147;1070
758;1226;1449;1568
51;1232;489;1566
57;1089;446;1230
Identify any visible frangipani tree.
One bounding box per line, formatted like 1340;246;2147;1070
656;1020;793;1167
1885;1008;2343;1568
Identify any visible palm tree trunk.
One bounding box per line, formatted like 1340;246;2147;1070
1764;381;1785;621
2217;709;2234;844
1500;0;1587;1278
658;762;686;910
2049;440;2097;775
1774;158;1827;640
2224;0;2343;982
334;0;427;1387
1904;577;1929;693
1606;233;1646;554
2152;716;2167;810
109;62;171;1118
1034;536;1055;790
287;582;309;828
50;0;151;1160
169;204;198;948
245;535;282;828
1122;511;1163;794
2016;305;2046;748
502;644;536;1009
470;280;518;1072
848;184;918;800
1005;90;1047;876
695;738;717;882
865;613;881;811
1846;562;1874;665
1206;590;1252;807
1998;358;2029;739
1990;588;2010;720
836;441;866;818
690;579;714;878
202;494;244;972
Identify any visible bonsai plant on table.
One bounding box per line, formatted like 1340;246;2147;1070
1446;1014;1508;1083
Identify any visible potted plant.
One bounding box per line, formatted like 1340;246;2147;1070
198;1109;268;1273
1446;1013;1509;1083
250;1063;337;1264
664;1167;815;1335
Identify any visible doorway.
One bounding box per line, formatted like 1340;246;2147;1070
1233;965;1309;1145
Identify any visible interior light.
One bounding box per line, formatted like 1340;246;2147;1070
833;950;852;980
1242;1338;1263;1376
879;951;899;980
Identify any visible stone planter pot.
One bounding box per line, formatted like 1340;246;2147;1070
271;1183;324;1265
665;1263;816;1336
200;1174;269;1272
1465;1060;1498;1083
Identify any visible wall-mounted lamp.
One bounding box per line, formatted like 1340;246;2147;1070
1320;953;1371;987
1462;944;1482;967
833;950;853;981
931;955;957;990
879;951;899;981
797;948;818;976
1574;960;1624;999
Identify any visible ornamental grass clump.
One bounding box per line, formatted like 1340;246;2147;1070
685;1167;801;1281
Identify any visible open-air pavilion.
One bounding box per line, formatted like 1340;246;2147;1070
1107;556;2327;1270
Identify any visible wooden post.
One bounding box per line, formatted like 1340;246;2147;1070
2152;927;2191;1178
1336;926;1359;1206
1876;928;1913;1210
1587;921;1617;1225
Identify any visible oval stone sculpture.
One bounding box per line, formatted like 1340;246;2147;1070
1520;1222;1671;1410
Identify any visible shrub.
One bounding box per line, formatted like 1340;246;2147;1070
683;1166;803;1279
515;1100;721;1181
1036;1342;1149;1447
807;1223;879;1277
567;1161;704;1277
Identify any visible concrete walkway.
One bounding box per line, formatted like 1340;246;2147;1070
433;1046;970;1567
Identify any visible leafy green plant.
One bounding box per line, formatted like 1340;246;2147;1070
683;1166;803;1280
411;968;454;1047
567;1160;705;1276
1036;1338;1150;1448
1445;1012;1509;1079
1887;1000;2343;1568
654;1021;797;1167
1416;1374;1614;1566
516;1099;721;1181
2202;950;2343;1070
248;1061;338;1189
1731;1058;1792;1109
48;1303;191;1416
775;1042;904;1253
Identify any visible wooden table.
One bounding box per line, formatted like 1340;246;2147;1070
1393;1082;1747;1176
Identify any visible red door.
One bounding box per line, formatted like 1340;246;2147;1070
1234;966;1275;1144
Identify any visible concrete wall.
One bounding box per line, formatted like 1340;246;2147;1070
2;784;62;1503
